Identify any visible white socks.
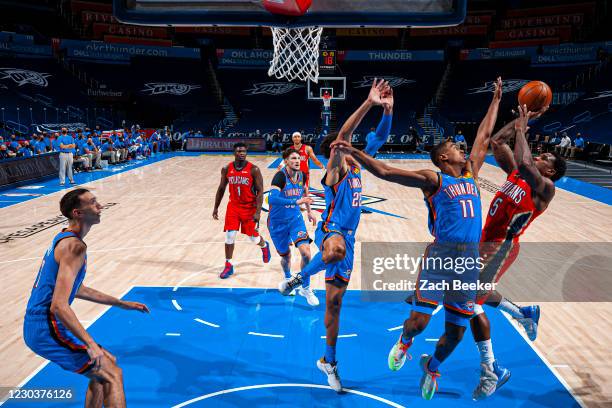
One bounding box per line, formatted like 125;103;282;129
476;339;495;368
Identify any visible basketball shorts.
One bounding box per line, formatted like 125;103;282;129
267;214;311;256
412;242;481;327
23;314;94;374
315;221;355;286
224;204;259;237
476;240;521;305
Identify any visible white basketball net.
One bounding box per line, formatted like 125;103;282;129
268;26;324;83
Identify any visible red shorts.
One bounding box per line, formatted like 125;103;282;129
224;204;259;237
476;240;520;305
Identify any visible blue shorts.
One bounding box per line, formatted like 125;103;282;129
267;215;311;256
315;221;355;285
412;242;481;327
23;314;93;374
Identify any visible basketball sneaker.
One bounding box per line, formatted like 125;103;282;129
517;305;540;341
261;241;271;263
388;335;412;371
219;261;234;279
316;358;342;392
278;274;303;296
297;287;319;306
419;354;441;400
472;363;498;400
494;360;511;390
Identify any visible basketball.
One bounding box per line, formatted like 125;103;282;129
262;0;312;16
518;81;553;112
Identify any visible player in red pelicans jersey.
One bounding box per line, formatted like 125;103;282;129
470;105;567;400
278;132;324;191
213;143;271;279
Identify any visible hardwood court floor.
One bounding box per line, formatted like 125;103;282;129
1;154;610;406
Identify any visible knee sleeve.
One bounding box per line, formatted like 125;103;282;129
225;230;237;245
248;235;261;244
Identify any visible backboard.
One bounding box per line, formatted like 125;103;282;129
114;0;467;28
308;77;346;100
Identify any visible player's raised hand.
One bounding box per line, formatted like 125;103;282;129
515;104;530;133
493;77;502;101
330;139;356;155
367;78;388;106
381;87;394;112
119;300;150;313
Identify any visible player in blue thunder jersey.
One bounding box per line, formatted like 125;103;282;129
279;78;393;392
23;189;149;408
332;77;502;400
267;147;317;305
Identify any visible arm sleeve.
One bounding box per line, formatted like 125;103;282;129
364;113;392;156
268;188;298;206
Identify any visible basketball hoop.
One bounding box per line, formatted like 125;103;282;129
268;26;323;83
262;0;322;83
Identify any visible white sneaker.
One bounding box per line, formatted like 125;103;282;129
317;358;342;392
285;279;296;296
278;274;303;296
297;287;319;306
472;363;498;400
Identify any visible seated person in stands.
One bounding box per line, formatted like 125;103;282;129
17;141;34;158
453;130;467;152
555;132;572;156
0;144;15;160
150;129;160;154
101;138;119;165
34;135;47;155
546;131;561;152
42;132;52;151
116;135;128;162
51;132;61;152
567;133;585;159
9;134;21;153
82;138;102;169
75;130;87;152
160;130;171;152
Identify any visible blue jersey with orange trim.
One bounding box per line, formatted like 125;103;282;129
426;171;482;243
269;168;306;222
25;230;87;317
321;165;363;232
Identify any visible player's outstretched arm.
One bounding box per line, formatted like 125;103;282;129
76;286;149;312
470;77;503;179
252;165;265;223
213;165;229;220
490;120;518;175
337;78;388;143
514;105;554;204
331;140;438;193
364;88;393;156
